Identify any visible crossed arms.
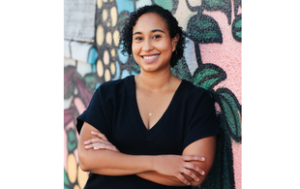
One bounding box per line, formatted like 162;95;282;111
78;122;217;186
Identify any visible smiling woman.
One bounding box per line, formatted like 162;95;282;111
76;5;220;189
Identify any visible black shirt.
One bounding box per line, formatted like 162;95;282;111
76;75;220;189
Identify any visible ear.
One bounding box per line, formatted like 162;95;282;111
171;34;180;52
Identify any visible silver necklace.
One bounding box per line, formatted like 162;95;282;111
140;89;167;116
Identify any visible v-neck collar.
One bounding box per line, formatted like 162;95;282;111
129;75;185;132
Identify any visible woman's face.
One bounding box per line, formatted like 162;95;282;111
132;13;178;73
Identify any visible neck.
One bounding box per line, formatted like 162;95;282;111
136;68;174;92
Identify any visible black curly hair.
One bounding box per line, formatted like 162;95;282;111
119;5;186;67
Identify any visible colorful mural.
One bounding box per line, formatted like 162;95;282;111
64;0;241;188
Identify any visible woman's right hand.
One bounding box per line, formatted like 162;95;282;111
152;155;206;185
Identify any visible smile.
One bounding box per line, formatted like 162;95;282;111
142;55;159;60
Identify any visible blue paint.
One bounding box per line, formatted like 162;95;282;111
121;69;130;79
92;64;97;73
115;0;134;14
112;61;121;80
87;47;98;65
95;83;101;89
131;70;139;76
117;45;129;64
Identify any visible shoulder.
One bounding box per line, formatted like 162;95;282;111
181;80;213;102
95;76;134;100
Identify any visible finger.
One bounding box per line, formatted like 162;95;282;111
83;139;92;145
184;162;205;176
91;131;108;141
182;155;205;162
182;168;199;182
176;173;190;185
90;137;105;143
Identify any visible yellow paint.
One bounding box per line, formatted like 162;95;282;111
97;60;104;77
110;7;117;27
102;9;108;21
107;22;111;27
105;69;111;81
97;0;102;9
73;185;80;189
106;32;112;45
110;62;116;75
113;30;120;46
78;166;89;189
67;154;77;184
111;48;116;57
103;50;110;65
96;25;104;46
103;0;108;2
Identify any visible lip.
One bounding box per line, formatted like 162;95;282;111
141;54;160;63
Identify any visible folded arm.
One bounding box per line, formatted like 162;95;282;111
78;122;205;185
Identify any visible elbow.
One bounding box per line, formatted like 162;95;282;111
78;149;92;172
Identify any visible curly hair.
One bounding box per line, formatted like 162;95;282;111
119;5;186;67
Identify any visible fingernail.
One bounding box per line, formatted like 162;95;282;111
84;141;89;144
197;178;199;181
201;157;205;161
85;145;90;148
202;171;205;175
91;131;96;133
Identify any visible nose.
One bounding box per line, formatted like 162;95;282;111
142;39;153;51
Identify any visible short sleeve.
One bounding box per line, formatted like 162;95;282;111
76;86;109;135
183;90;220;150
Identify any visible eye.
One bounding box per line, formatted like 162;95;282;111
134;37;143;41
153;35;161;39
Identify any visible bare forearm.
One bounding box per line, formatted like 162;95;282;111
79;148;154;176
137;171;187;186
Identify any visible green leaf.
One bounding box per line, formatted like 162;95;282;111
217;88;241;141
187;14;222;43
117;11;130;32
64;169;72;189
84;74;99;91
192;64;226;90
204;0;225;7
153;0;173;11
67;129;78;153
232;14;242;42
172;58;191;81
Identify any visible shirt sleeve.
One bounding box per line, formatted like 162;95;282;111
183;90;220;150
76;85;109;136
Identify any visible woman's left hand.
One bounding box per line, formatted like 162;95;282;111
84;131;119;152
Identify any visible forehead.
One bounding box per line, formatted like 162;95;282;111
133;13;169;33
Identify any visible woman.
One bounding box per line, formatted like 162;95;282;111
76;5;220;189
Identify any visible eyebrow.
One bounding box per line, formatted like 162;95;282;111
132;29;165;35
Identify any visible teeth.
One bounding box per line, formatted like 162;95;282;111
143;55;158;60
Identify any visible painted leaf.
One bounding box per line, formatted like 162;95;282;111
67;128;78;153
232;14;242;42
192;64;226;90
153;0;173;11
216;88;241;142
84;73;99;91
187;14;222;43
117;11;130;32
64;169;72;189
171;58;191;81
202;0;232;24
